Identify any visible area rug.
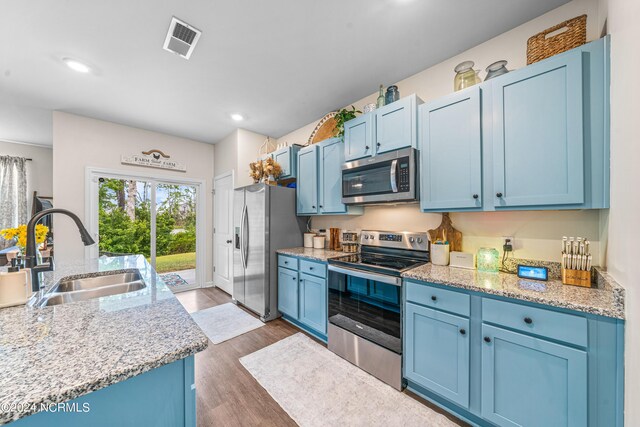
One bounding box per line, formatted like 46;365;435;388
190;303;264;344
159;273;188;288
240;333;458;427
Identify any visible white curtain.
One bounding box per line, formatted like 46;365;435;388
0;156;28;249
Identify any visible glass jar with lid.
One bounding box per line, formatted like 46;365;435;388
454;61;479;91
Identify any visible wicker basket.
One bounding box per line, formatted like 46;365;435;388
527;15;587;65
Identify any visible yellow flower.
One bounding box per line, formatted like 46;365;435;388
0;223;49;249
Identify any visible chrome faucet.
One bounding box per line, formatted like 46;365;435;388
25;208;95;292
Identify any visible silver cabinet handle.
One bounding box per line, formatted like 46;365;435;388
390;159;398;193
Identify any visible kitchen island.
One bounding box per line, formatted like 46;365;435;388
0;255;208;426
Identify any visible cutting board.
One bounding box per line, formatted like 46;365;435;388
428;213;462;252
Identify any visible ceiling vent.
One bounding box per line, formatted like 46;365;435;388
163;17;201;60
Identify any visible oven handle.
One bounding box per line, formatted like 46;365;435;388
328;264;402;287
390;159;398;193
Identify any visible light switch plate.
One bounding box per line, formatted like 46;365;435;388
449;251;475;270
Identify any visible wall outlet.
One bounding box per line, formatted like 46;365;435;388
503;236;514;252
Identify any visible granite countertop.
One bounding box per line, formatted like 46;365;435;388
402;264;625;319
0;255;208;425
277;247;348;262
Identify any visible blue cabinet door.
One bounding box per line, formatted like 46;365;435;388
274;147;291;178
278;267;298;318
274;145;301;179
296;146;318;215
319;137;347;214
405;302;470;408
299;272;327;335
375;95;419;154
344;113;373;161
492;50;584;208
481;324;587;427
420;87;482;211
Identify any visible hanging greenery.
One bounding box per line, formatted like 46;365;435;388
334;105;362;138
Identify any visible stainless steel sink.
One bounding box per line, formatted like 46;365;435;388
33;271;146;307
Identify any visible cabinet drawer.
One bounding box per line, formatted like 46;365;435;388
482;298;587;347
405;281;470;317
299;259;326;279
278;255;298;270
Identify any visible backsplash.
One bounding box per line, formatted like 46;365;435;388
310;205;604;265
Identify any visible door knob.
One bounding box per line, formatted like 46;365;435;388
376;142;381;147
472;194;479;199
484;336;492;343
496;192;503;198
459;329;466;335
365;146;370;150
226;240;232;244
524;317;533;324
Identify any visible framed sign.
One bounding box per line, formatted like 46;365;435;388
121;149;186;172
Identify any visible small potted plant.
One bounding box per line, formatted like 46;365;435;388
334;105;362;138
1;224;49;260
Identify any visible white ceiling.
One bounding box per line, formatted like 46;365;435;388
0;0;569;146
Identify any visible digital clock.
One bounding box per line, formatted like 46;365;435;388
379;234;402;242
517;265;549;281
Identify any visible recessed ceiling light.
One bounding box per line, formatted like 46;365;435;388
230;113;244;121
62;58;91;73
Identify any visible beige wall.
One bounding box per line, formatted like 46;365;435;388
52;112;215;284
0;140;53;213
213;128;267;188
604;0;640;424
280;0;607;263
213;130;238;179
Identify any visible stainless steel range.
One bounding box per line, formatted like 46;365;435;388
327;230;429;390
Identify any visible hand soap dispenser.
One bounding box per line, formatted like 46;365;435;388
0;259;32;308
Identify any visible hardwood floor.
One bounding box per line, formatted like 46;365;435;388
175;287;467;427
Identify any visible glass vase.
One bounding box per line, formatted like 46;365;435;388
477;247;499;273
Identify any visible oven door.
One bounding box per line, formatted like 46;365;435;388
341;148;416;205
328;265;402;354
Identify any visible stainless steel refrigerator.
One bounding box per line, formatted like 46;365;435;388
233;183;306;321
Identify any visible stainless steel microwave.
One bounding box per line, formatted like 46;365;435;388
341;148;418;205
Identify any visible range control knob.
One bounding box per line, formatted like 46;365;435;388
364;235;369;240
417;237;423;244
409;237;415;243
369;235;375;240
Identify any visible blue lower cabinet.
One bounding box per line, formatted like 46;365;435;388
403;279;624;427
299;273;327;335
405;302;470;408
277;267;298;318
481;324;587;427
277;255;328;341
13;356;196;427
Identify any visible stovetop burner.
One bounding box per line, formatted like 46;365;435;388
328;230;430;277
330;253;426;275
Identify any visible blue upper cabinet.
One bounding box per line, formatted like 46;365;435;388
492;50;585;208
273;145;301;179
297;138;362;216
318;137;348;214
344;113;373;161
481;324;587;427
296;145;318;214
375;94;422;155
420;87;483;211
417;37;609;212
